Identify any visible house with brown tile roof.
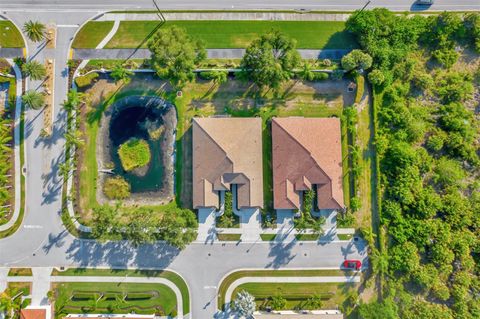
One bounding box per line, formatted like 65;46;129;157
20;308;47;319
272;117;344;211
192;117;263;209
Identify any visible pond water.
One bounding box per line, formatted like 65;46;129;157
109;106;165;193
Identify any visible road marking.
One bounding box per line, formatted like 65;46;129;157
204;285;217;289
57;24;79;28
23;225;43;229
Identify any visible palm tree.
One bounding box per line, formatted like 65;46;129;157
299;62;314;81
110;63;134;84
21;61;46;81
63;89;85;111
65;130;84;148
22;90;45;110
23;21;46;42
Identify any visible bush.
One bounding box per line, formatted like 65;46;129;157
74;72;99;88
118;138;151;171
271;295;286;310
368;69;385;86
311;72;329;81
331;69;344;81
103;176;131;200
198;70;228;83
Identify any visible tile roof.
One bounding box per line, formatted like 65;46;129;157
20;309;46;319
272;117;344;210
192;117;263;209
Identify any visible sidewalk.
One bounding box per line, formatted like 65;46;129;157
97;12;351;22
73;48;350;61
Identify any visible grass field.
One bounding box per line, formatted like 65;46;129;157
260;234;277;241
8;268;32;276
232;282;358;310
217;233;242;241
51;268;189;314
0;21;24;48
217;269;354;309
73;20;357;49
72;21;114;48
53;282;177;317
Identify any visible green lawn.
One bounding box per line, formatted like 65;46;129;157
72;21;114;48
8;268;32;276
72;20;358;49
0;21;24;48
51;268;189;314
217;233;242;241
218;269;355;309
260;234;277;241
295;233;320;241
53;282;177;317
232;282;358;310
338;233;353;240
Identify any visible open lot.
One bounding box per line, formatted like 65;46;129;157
72;20;357;49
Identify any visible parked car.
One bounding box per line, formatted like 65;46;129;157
343;259;362;270
416;0;434;5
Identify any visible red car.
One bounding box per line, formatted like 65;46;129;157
343;260;362;270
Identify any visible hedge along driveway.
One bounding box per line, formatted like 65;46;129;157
72;20;358;49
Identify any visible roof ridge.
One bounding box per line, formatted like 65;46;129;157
194;119;234;169
273;119;333;183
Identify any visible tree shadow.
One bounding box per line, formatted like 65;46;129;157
64;239;179;270
266;238;297;269
42;230;68;253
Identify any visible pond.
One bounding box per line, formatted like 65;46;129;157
109;105;167;193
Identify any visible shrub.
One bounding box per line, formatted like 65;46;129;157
311;72;329;81
331;69;344;81
74;72;99;88
198;70;228;83
271;295;286;310
103;176;131;200
118;138;151;171
368;69;385;86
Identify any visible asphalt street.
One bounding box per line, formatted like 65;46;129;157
0;1;399;318
0;0;479;11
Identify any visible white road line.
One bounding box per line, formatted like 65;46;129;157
23;225;43;229
57;24;79;28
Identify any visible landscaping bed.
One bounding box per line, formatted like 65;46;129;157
52;282;177;318
51;268;189;314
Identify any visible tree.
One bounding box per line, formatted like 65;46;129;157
21;60;46;80
22;90;45;109
63;89;85;111
23;21;45;42
240;29;301;91
91;205;119;239
305;294;322;310
368;69;385;85
357;299;398;319
110;63;134;84
65;129;84;148
341;50;372;72
233;290;255;318
299;62;315;81
148;25;205;89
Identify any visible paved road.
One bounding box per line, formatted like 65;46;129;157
0;0;479;11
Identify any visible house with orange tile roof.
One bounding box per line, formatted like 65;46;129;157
192;117;263;210
272;117;344;211
20;308;48;319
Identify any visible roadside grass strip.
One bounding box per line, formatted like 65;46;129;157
50;268;190;315
217;269;357;309
0;21;24;48
73;20;357;49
